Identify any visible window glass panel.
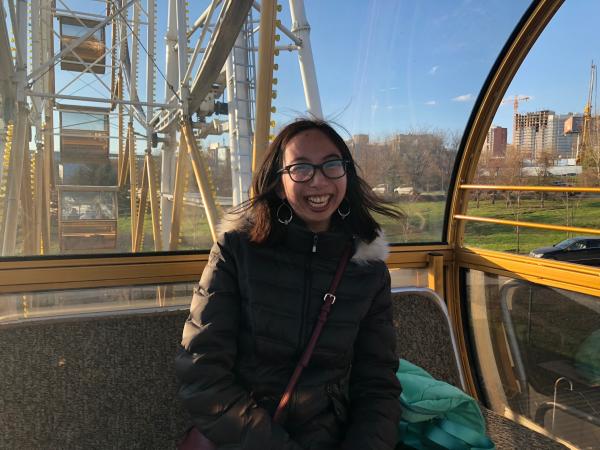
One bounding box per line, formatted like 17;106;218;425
389;267;428;289
465;221;600;267
463;1;600;267
290;1;531;244
61;111;107;132
61;23;103;41
466;269;600;448
0;282;193;323
0;1;532;258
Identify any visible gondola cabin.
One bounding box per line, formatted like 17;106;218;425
58;15;106;74
57;185;118;251
59;105;110;162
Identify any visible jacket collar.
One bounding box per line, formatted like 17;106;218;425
218;209;389;264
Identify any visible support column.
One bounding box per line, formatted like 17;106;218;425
289;0;322;118
225;52;240;205
226;30;253;205
1;106;28;256
128;122;138;250
160;0;180;249
427;252;444;300
168;136;189;250
182;121;219;243
41;0;54;254
252;0;277;172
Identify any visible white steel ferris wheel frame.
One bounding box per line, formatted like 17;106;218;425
0;0;322;256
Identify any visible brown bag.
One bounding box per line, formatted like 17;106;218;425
177;427;217;450
177;245;352;449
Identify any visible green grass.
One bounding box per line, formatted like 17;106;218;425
377;200;446;243
5;195;599;256
463;197;600;254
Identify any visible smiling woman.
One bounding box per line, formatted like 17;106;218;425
176;118;405;448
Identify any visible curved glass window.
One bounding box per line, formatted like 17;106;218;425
466;269;600;448
463;1;600;268
0;1;532;258
274;1;532;244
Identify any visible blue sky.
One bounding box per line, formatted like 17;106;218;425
46;1;600;145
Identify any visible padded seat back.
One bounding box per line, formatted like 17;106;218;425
1;292;569;450
391;288;466;389
0;309;190;449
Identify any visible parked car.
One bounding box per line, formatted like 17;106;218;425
529;237;600;266
371;184;389;195
393;186;417;196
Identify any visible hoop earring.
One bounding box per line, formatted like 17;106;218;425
277;201;293;225
337;198;351;219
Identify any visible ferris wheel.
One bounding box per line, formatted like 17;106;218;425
0;0;322;255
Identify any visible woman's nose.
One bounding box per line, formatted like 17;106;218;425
309;167;328;185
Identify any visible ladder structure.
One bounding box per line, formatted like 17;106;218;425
0;0;323;257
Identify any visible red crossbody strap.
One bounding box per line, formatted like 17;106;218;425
273;244;353;424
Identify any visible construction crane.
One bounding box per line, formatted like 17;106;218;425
576;61;596;164
500;94;531;114
501;95;530;151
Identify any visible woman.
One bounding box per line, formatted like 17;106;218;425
176;119;403;449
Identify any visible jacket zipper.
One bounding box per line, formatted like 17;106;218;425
298;234;317;351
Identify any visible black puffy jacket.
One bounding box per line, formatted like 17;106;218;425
176;213;401;449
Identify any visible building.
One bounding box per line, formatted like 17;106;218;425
350;134;370;159
514;110;577;158
484;125;507;158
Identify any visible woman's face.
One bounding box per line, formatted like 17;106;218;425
280;129;347;233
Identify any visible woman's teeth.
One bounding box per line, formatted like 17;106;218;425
307;195;330;207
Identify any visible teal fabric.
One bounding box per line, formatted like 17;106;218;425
574;329;600;385
396;359;495;450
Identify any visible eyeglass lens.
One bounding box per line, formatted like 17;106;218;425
288;160;346;182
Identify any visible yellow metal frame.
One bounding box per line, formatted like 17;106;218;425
0;244;449;295
455;214;600;236
446;0;568;399
461;184;600;193
181;121;220;242
0;253;207;295
458;247;600;297
252;0;277;172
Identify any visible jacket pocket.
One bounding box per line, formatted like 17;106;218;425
326;383;349;423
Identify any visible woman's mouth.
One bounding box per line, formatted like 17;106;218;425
306;194;332;209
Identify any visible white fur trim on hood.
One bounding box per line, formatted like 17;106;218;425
217;210;389;264
352;231;389;264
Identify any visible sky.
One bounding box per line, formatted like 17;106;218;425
34;0;600;146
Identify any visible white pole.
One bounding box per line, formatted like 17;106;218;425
30;0;43;139
146;0;155;154
176;0;189;113
226;29;253;205
225;51;240;205
289;0;322;119
160;0;180;248
130;0;140;119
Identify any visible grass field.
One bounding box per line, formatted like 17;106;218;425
462;196;600;254
6;194;600;256
378;195;600;254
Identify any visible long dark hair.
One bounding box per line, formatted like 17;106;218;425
235;119;404;243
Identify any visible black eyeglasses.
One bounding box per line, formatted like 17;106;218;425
278;159;348;183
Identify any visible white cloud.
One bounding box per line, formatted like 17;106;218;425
452;93;473;102
429;66;439;75
425;100;436;106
